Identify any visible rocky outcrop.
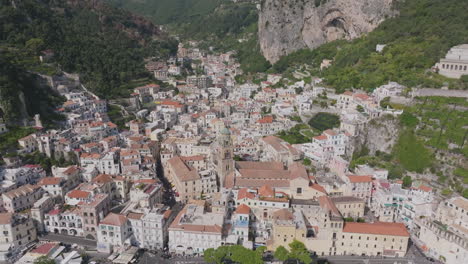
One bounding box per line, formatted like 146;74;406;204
347;115;400;159
258;0;396;63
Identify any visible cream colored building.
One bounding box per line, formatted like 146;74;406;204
97;213;131;253
267;209;307;250
434;196;468;229
168;203;224;255
0;213;37;261
331;196;366;219
435;44;468;79
165;155;217;203
415;218;468;264
2;184;43;213
415;196;468;263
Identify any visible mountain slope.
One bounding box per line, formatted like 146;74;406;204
107;0;222;24
258;0;395;63
272;0;468;91
1;0;177;98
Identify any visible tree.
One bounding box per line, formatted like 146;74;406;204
380;96;391;108
303;158;311;166
399;111;419;127
25;38;45;56
204;245;263;264
274;246;289;261
34;256;55;264
356;105;365;113
288;240;312;264
402;176;412;188
308;112;340;132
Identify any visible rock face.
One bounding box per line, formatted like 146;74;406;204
347;115;400;159
258;0;396;63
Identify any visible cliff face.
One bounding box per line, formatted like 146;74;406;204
347;115;400;160
259;0;396;63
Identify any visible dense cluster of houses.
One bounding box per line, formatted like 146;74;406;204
0;42;466;264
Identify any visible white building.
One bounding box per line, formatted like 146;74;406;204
97;213;132;253
435;44;468;79
168;203;224;255
127;206;172;250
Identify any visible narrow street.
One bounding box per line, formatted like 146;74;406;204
40;233;97;249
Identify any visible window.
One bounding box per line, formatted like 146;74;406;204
297;187;302;194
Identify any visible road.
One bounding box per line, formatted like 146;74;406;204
138;251;206;264
40;233;97;249
325;255;434;264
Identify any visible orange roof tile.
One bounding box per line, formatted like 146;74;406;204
67;190;91;199
100;213;127;226
343;222;409;237
258;185;274;197
348;175;373;183
235;204;251;215
38;177;62;186
237;188;256;200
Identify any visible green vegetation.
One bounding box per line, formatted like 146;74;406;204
1;52;65;124
108;0;221;25
1;0;177;101
399;111;419;128
402;176;413;188
22;151;75;173
393;130;432;173
204;245;264;264
0;127;35;154
274;240;312;264
272;0;468;92
277;124;312;144
303;158;311;166
404;97;468;155
308;112;340;132
454;168;468;184
34;256;55;264
107;105;133;130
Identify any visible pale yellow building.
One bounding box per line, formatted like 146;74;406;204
339;222;409;257
331;196;366;219
267;209;307;250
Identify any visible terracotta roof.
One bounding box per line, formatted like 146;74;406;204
343;222;410;237
239;169;290;179
63;165;79;175
127;212;144;220
180;155;204;162
417;185;432;192
235;178;290;189
67;190;91;199
323;129;338;136
38;177;62;186
91;174;113;185
100;213;128;226
310;183;327;195
348;175;373;183
167;156;200;182
318;196;341;218
258;185;274;197
236;161;284;170
235;204;251;215
257;116;273;124
313;135;327;141
237;188;255;200
289;162;309;180
31;243;58;255
272;208;293;221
